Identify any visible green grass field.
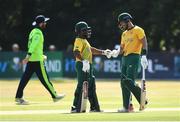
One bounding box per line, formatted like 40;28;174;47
0;79;180;121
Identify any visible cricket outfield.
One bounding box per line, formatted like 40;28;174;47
0;79;179;121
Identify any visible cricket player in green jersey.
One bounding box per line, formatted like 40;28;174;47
71;21;111;113
111;12;148;112
15;15;65;105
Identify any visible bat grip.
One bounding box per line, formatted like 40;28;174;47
85;71;88;80
142;67;145;80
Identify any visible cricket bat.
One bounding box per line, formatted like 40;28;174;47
80;73;88;113
140;67;146;111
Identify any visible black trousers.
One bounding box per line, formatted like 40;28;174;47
15;61;57;99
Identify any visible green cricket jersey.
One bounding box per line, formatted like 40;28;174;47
28;28;44;61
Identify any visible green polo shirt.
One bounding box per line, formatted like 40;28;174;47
28;28;44;61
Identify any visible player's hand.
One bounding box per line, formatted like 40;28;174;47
22;58;28;64
102;49;112;58
141;55;148;69
111;47;121;58
82;60;90;72
22;54;30;64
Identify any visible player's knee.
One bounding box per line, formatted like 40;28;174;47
88;76;96;92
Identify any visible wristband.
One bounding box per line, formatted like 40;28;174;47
142;49;147;55
27;53;32;56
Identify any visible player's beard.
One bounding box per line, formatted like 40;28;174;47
42;23;46;29
120;23;128;31
81;31;91;39
87;31;91;38
39;23;46;29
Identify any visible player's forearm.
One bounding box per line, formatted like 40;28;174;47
91;47;104;55
142;36;148;55
119;50;123;55
25;54;31;59
119;45;124;55
22;54;31;64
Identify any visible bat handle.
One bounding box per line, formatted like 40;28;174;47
85;71;88;80
142;66;145;80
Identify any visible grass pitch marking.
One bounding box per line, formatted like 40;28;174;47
0;108;180;115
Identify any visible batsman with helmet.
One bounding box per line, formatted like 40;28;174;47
71;21;111;113
111;12;148;112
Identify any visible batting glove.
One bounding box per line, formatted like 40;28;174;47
82;60;90;72
111;47;121;58
141;55;148;69
102;49;112;58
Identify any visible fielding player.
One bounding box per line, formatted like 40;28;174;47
71;21;111;113
111;12;148;112
15;15;65;105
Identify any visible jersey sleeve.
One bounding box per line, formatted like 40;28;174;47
136;27;145;40
73;39;83;53
28;32;41;54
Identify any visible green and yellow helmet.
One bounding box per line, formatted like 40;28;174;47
75;21;91;38
75;21;91;33
118;12;132;23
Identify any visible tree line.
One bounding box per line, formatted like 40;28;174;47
0;0;179;52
